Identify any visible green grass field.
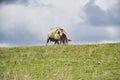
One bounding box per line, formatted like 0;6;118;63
0;43;120;80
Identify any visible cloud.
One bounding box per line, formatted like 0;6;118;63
95;0;118;11
68;24;120;44
0;0;54;8
84;0;120;26
0;0;89;45
0;4;45;45
0;0;120;47
0;0;25;5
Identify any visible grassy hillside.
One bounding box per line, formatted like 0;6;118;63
0;43;120;80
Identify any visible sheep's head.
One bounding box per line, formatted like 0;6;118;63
56;28;67;36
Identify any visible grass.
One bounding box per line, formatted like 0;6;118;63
0;43;120;80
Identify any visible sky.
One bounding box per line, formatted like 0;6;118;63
0;0;120;47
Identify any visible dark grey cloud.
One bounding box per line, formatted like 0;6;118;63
0;0;26;4
0;0;53;8
84;0;120;26
0;26;41;46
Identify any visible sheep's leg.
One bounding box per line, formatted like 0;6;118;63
60;40;62;44
65;39;68;44
46;37;49;46
63;40;65;44
57;41;59;45
54;40;57;44
54;40;59;45
54;41;56;44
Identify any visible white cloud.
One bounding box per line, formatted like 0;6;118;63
0;0;88;37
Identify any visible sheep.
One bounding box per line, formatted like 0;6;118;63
46;27;68;45
48;33;71;45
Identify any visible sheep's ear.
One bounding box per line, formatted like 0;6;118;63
63;31;67;35
64;30;67;34
60;29;67;34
